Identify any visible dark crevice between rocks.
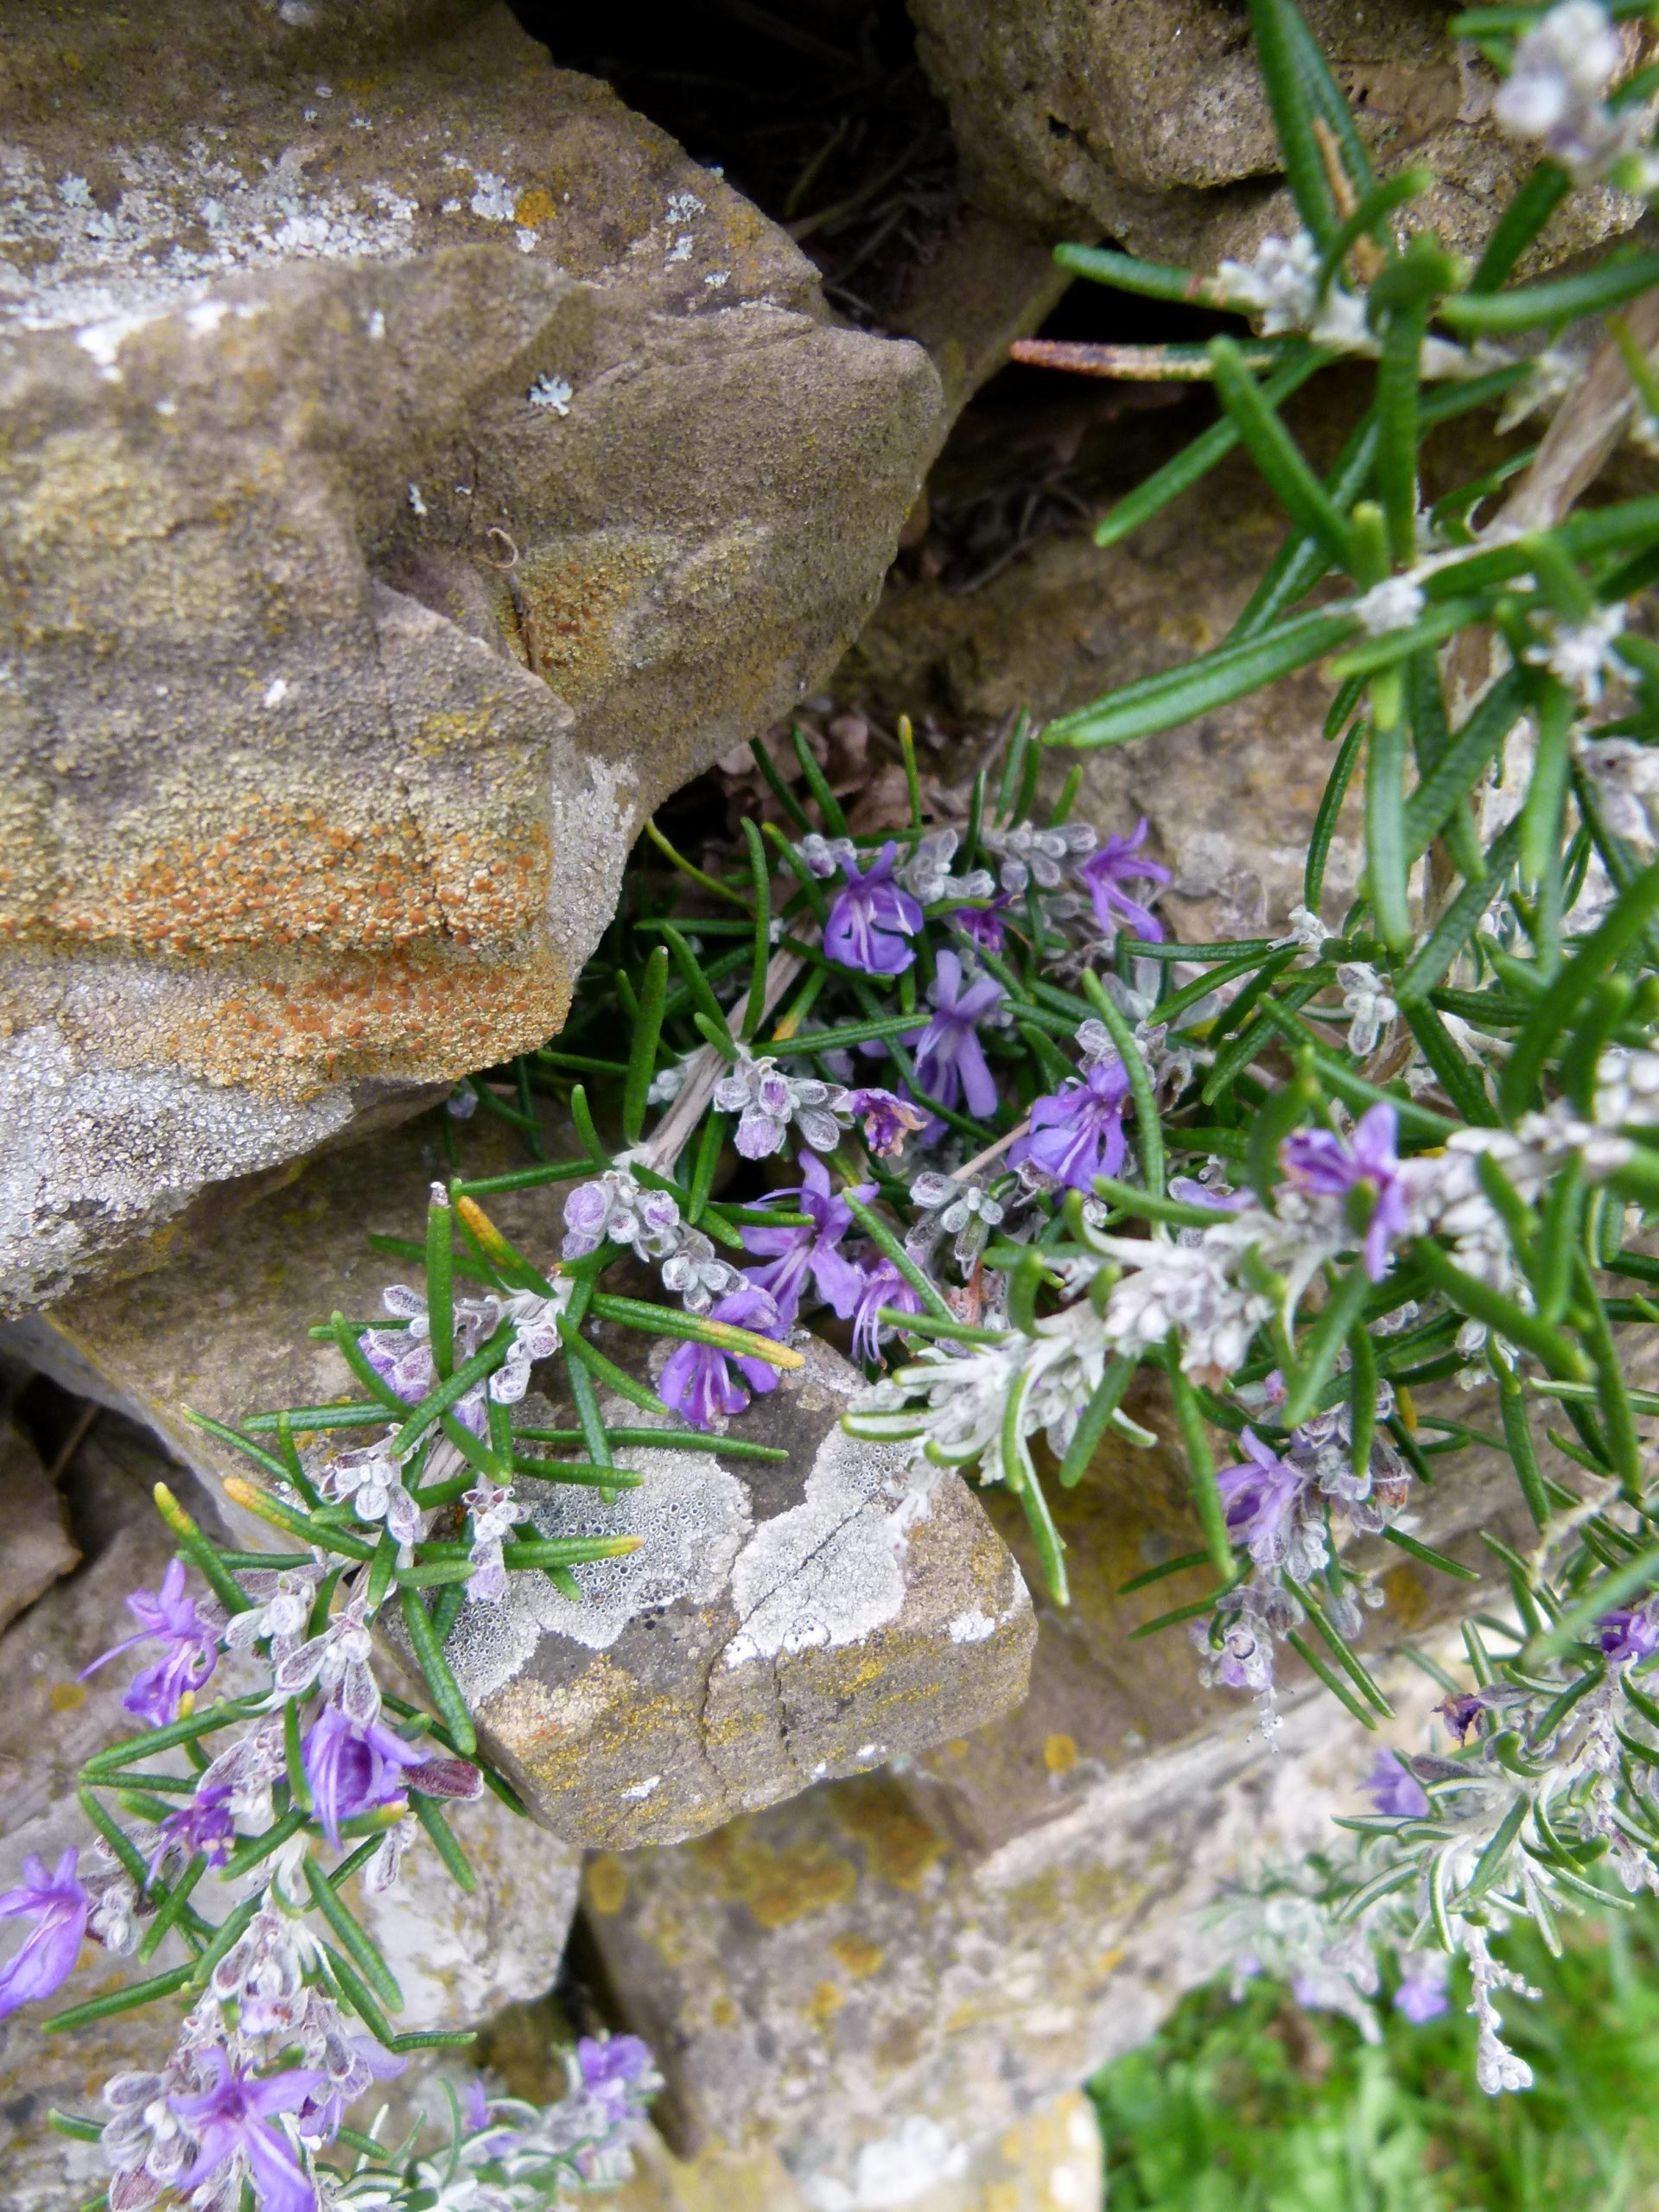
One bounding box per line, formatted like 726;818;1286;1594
505;0;957;332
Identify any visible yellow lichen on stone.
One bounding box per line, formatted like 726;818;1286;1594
830;1933;884;1980
804;1980;844;2026
1042;1733;1077;1775
690;1822;859;1930
513;188;557;226
586;1854;628;1916
833;1778;945;1891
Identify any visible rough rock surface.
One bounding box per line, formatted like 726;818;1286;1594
0;1413;78;1632
0;1409;580;2206
3;1109;1035;1845
908;0;1651;270
446;1348;1034;1848
0;0;943;1314
580;1397;1534;2183
608;2093;1103;2212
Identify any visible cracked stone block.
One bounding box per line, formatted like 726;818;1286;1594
0;1409;580;2205
441;1337;1035;1847
910;0;1652;271
0;0;942;1313
0;1414;79;1634
2;1108;1036;1846
578;1389;1532;2183
607;2091;1103;2212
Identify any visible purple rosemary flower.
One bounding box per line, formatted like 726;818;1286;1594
850;1255;925;1365
1599;1601;1659;1667
0;1847;89;2018
1440;1689;1487;1743
658;1284;786;1430
824;842;924;975
1076;818;1171;943
740;1152;871;1327
576;2033;656;2122
912;950;1005;1120
301;1705;429;1849
847;1085;928;1160
1009;1054;1132;1192
952;889;1015;952
1394;1949;1451;2024
79;1560;220;1727
1281;1103;1409;1281
1216;1428;1307;1569
169;2048;327;2212
1362;1751;1430;1821
146;1782;238;1887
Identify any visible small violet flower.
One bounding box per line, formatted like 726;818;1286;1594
851;1255;925;1365
1394;1948;1451;2024
1217;1428;1308;1570
169;2048;328;2212
147;1783;238;1887
823;842;924;975
912;951;1005;1120
1009;1053;1132;1192
1280;1103;1409;1282
0;1847;89;2019
847;1085;928;1160
740;1152;871;1327
1075;818;1171;944
658;1284;787;1431
952;889;1015;952
79;1560;221;1727
1599;1601;1659;1667
712;1053;852;1160
575;2033;657;2122
1362;1751;1430;1821
301;1704;429;1849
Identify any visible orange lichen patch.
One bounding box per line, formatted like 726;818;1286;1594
41;800;550;958
832;1779;944;1892
162;941;571;1093
513;188;557;227
690;1821;858;1931
1043;1733;1078;1776
830;1933;885;1980
515;541;659;700
585;1855;628;1916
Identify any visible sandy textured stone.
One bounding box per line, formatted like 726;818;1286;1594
0;0;942;1314
909;0;1651;271
3;1107;1034;1845
0;1413;78;1632
445;1338;1034;1848
0;1411;579;2205
607;2093;1103;2212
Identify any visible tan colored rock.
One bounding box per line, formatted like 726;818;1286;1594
607;2092;1103;2212
0;1415;78;1633
0;0;942;1314
908;0;1650;271
445;1342;1034;1848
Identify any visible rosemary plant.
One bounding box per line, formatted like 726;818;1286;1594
15;1;1659;2191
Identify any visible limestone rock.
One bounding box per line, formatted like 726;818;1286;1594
0;0;942;1314
444;1342;1034;1848
0;1410;580;2204
3;1108;1035;1846
908;0;1650;271
0;1414;78;1633
607;2093;1103;2212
